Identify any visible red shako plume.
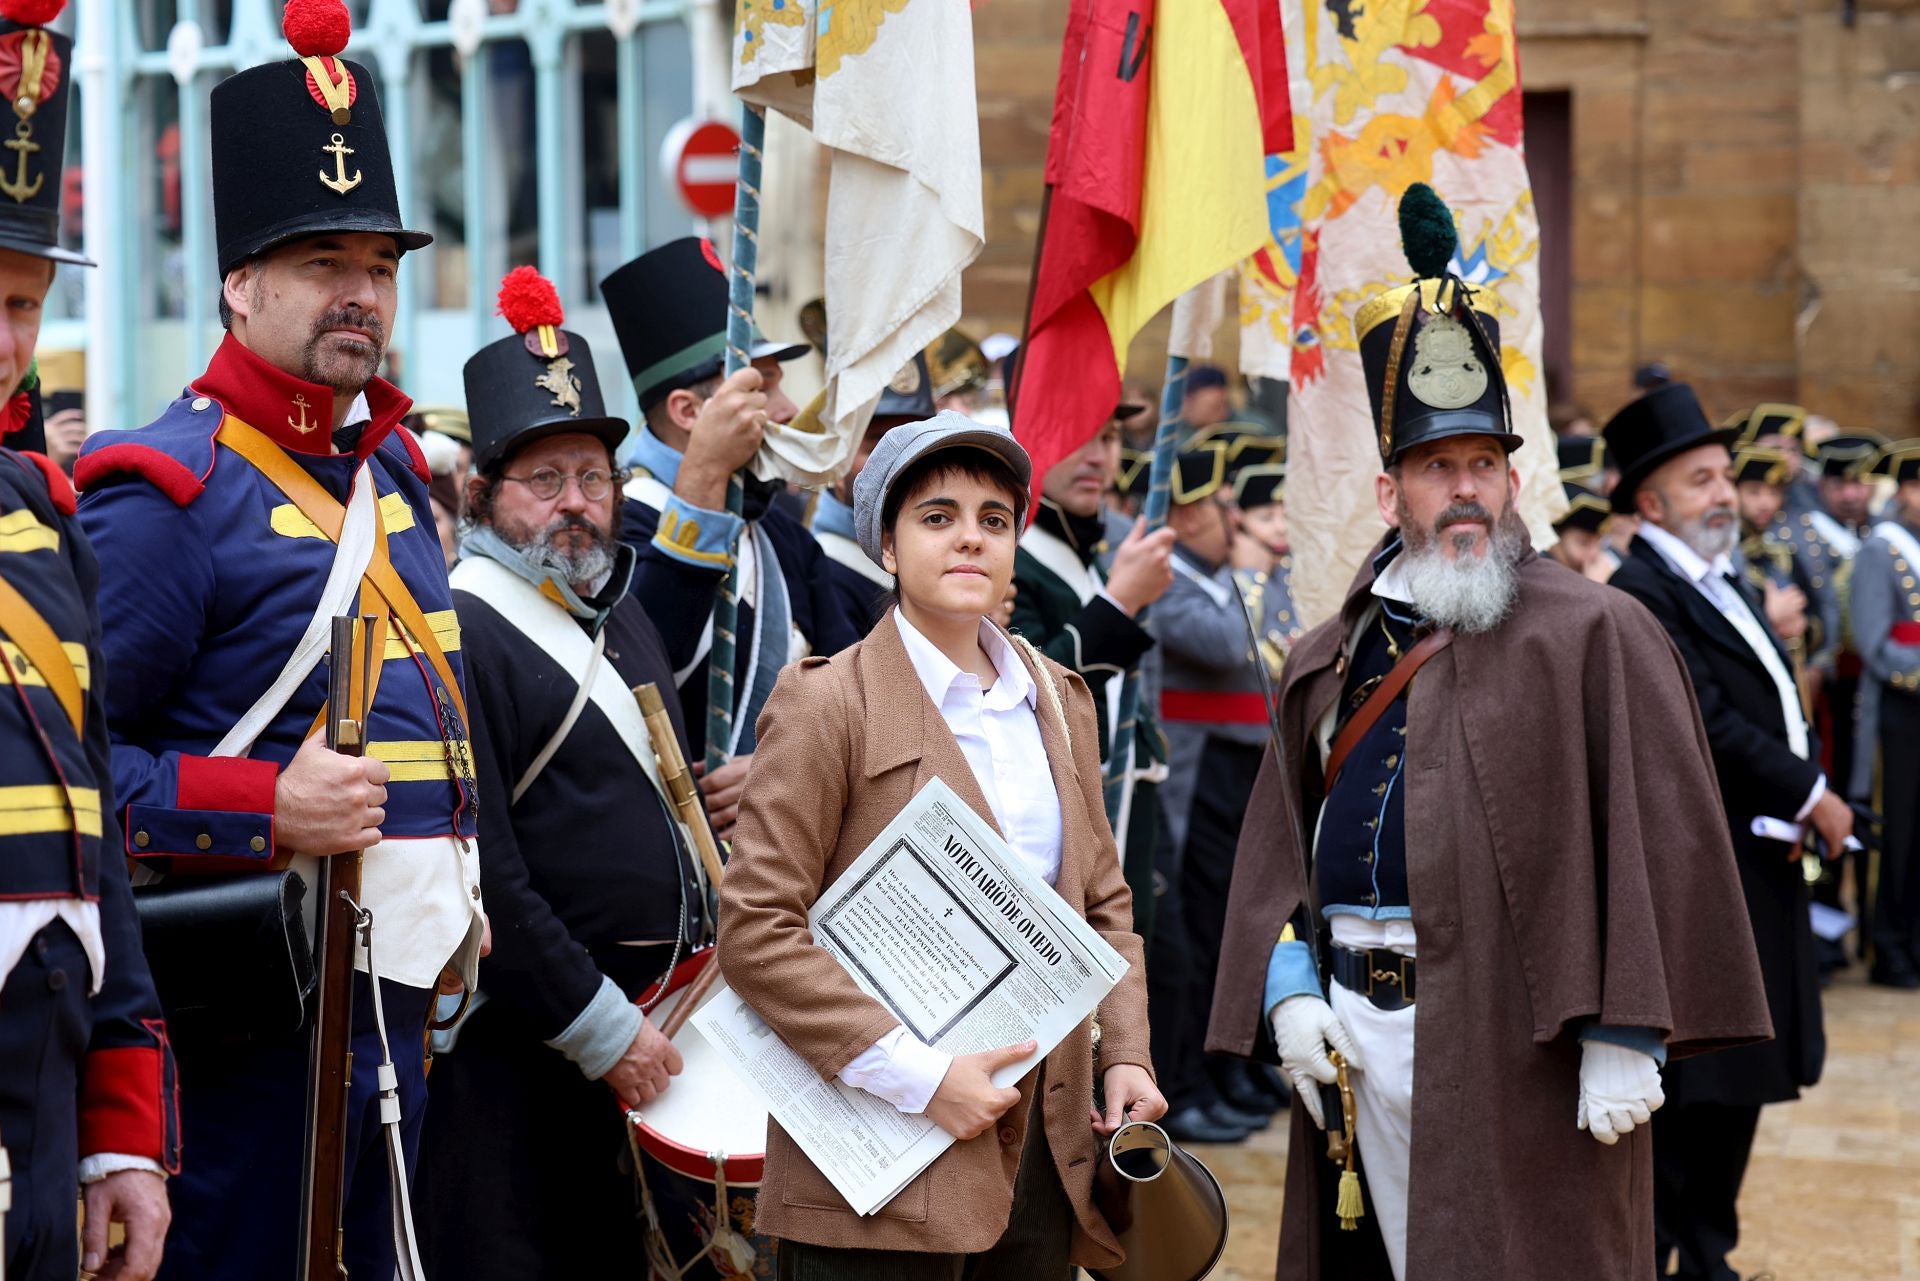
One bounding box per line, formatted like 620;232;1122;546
497;266;565;334
283;0;350;58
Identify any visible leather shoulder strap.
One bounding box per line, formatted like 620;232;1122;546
218;418;468;727
0;572;82;735
1322;626;1452;792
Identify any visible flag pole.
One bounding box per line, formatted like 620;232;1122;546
1102;354;1187;826
707;101;767;773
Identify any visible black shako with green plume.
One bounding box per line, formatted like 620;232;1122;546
1353;182;1522;465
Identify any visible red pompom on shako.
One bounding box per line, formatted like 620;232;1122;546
498;266;569;358
496;266;566;333
0;0;67;27
283;0;350;57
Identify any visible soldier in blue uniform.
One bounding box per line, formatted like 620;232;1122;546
0;5;178;1277
75;9;482;1277
1232;461;1306;671
811;353;938;636
1546;480;1612;578
1849;442;1920;988
599;238;858;838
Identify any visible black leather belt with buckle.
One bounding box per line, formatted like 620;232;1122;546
1331;944;1416;1011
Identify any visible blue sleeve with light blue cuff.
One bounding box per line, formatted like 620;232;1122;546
1264;940;1322;1016
651;493;746;571
1579;1021;1668;1066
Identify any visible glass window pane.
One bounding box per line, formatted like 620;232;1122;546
478;38;539;285
639;20;694;250
414;45;466;311
574;29;620;301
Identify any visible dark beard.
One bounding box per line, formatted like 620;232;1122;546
300;306;387;396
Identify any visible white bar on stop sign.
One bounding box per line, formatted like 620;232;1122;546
682;155;738;186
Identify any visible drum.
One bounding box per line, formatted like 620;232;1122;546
627;947;778;1281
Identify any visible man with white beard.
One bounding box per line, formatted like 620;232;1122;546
1206;185;1767;1281
1605;382;1848;1281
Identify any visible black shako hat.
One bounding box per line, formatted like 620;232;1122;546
1234;463;1286;510
463;267;627;473
210;1;431;278
0;2;87;266
1357;183;1520;465
1554;481;1610;535
1870;440;1920;486
1602;382;1740;513
599;236;807;411
1814;433;1886;481
1557;434;1606;483
1732;444;1791;488
875;351;935;421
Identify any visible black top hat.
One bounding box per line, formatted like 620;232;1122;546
210;2;431;278
0;4;86;266
599;237;808;411
1814;433;1885;480
1557;434;1606;483
463;267;627;473
1233;463;1286;510
1554;481;1610;535
1170;443;1228;506
1602;383;1740;513
1871;441;1920;486
1357;184;1520;465
875;351;935;421
1732;444;1791;488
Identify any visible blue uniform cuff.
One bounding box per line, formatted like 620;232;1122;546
124;804;272;861
652;494;744;570
547;975;643;1081
1579;1022;1668;1067
1264;939;1321;1017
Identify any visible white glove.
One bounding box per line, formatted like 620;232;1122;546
1576;1039;1665;1145
1268;995;1363;1130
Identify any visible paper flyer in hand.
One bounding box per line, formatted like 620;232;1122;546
691;776;1128;1215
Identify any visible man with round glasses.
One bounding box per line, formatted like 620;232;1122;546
419;268;705;1278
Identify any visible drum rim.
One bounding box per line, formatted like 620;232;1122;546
630;942;768;1184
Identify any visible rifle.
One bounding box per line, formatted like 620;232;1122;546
298;614;376;1280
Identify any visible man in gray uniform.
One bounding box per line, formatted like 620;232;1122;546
1850;441;1920;989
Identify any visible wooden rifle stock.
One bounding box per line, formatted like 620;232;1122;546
635;682;727;1035
298;615;375;1280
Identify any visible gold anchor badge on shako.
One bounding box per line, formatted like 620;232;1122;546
0;26;57;205
320;132;362;196
288;393;318;433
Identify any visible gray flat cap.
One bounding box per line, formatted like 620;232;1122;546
852;410;1033;567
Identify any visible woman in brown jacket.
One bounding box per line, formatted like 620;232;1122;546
718;412;1163;1280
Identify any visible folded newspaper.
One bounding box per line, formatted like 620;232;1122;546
691;776;1129;1215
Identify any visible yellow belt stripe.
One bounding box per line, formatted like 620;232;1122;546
271;492;418;541
0;784;102;837
2;639;91;691
382;610;461;661
367;741;454;783
0;509;57;554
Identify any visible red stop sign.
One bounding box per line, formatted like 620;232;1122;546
663;118;742;220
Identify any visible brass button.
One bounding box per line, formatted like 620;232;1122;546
194;833;212;851
1361;852;1374;864
1365;818;1378;831
1385;754;1400;769
11;654;25;674
249;835;267;853
1904;576;1916;589
133;830;150;848
1372;782;1388;797
1362;892;1377;905
191;397;211;412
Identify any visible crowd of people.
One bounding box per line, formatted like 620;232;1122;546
5;5;1918;1281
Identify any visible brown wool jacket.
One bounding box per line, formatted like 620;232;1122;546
717;614;1151;1267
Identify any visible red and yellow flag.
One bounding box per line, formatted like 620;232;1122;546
1014;0;1290;498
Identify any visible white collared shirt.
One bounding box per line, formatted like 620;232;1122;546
1639;520;1824;817
838;608;1065;1114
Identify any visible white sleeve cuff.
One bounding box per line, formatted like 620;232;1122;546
837;1025;953;1114
1795;773;1827;822
78;1154;167;1185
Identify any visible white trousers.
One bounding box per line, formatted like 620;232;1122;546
1329;975;1417;1281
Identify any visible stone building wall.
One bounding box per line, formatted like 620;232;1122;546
961;0;1920;435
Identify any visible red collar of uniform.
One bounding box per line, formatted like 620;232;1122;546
191;333;413;459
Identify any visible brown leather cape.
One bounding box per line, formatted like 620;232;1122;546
1205;541;1772;1281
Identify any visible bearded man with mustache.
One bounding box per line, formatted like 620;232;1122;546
419;268;708;1280
1606;382;1852;1281
1205;186;1768;1281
